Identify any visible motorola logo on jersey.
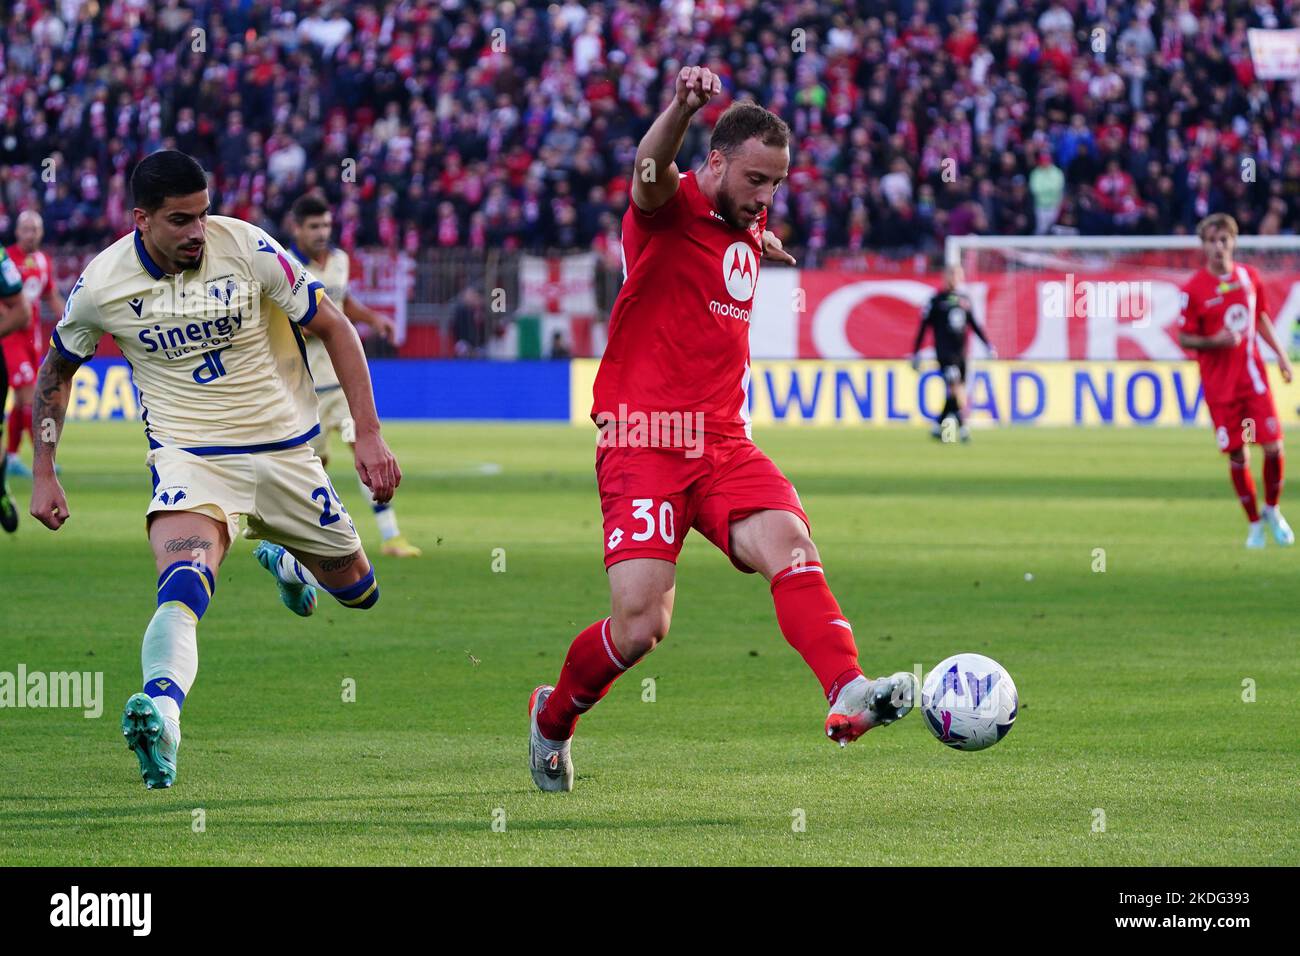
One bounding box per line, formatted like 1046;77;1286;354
722;242;758;302
1224;302;1250;332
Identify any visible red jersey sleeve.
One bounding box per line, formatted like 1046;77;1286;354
627;178;690;232
1178;278;1202;336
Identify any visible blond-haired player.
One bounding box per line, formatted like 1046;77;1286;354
1178;213;1293;548
287;193;420;557
30;150;401;789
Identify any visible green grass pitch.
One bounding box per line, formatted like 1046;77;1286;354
0;420;1296;865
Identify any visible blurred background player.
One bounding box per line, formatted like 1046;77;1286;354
1178;213;1293;550
30;151;401;789
0;245;30;531
527;68;915;793
287;194;420;558
910;265;994;442
4;211;64;478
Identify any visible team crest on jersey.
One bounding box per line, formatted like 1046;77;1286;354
207;277;239;308
155;485;189;506
722;242;758;302
1224;303;1250;332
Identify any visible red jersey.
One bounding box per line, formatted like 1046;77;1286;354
592;171;767;438
4;244;54;352
1179;264;1271;404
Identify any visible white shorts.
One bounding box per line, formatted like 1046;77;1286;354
146;443;361;557
308;387;353;459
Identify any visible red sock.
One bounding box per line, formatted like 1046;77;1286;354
1230;458;1260;522
4;406;20;455
537;617;630;741
1264;451;1283;507
771;562;863;704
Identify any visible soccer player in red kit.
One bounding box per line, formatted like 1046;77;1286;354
527;67;916;792
4;211;64;478
1178;213;1294;549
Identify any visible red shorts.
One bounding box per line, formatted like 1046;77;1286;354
2;329;38;389
1207;388;1281;453
595;431;809;572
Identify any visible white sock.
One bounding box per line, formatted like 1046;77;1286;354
274;546;320;587
358;473;400;540
142;603;198;740
374;505;399;541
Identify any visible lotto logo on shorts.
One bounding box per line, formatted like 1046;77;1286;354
607;528;624;550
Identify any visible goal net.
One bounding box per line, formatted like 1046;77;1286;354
944;236;1300;362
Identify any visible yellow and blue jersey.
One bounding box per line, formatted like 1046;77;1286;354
53;216;327;454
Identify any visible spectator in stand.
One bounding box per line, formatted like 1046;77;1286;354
1029;152;1066;234
0;0;1295;263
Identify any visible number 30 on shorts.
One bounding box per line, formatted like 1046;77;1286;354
631;498;676;544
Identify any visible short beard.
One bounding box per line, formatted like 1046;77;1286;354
716;189;749;230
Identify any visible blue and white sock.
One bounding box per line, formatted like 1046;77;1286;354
271;546;320;588
142;562;214;741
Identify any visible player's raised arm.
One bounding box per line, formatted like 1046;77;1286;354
631;66;722;213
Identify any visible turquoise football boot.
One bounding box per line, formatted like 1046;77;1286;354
0;482;17;533
121;693;177;790
253;540;317;616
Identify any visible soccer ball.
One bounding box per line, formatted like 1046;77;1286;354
920;653;1018;751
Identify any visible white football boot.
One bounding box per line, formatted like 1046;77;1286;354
528;685;574;792
825;672;917;745
1246;520;1267;549
1262;506;1295;546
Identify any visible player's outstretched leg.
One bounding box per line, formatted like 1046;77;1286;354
1260;442;1292;546
254;540;319;616
732;509;915;745
1229;450;1265;548
285;545;381;610
529;558;673;792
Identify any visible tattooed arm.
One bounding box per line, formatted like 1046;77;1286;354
30;350;82;530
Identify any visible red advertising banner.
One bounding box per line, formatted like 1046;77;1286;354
782;270;1300;361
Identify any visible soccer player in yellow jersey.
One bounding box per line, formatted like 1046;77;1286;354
29;150;402;789
287;193;421;557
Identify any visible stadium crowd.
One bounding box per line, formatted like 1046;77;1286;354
0;0;1298;263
